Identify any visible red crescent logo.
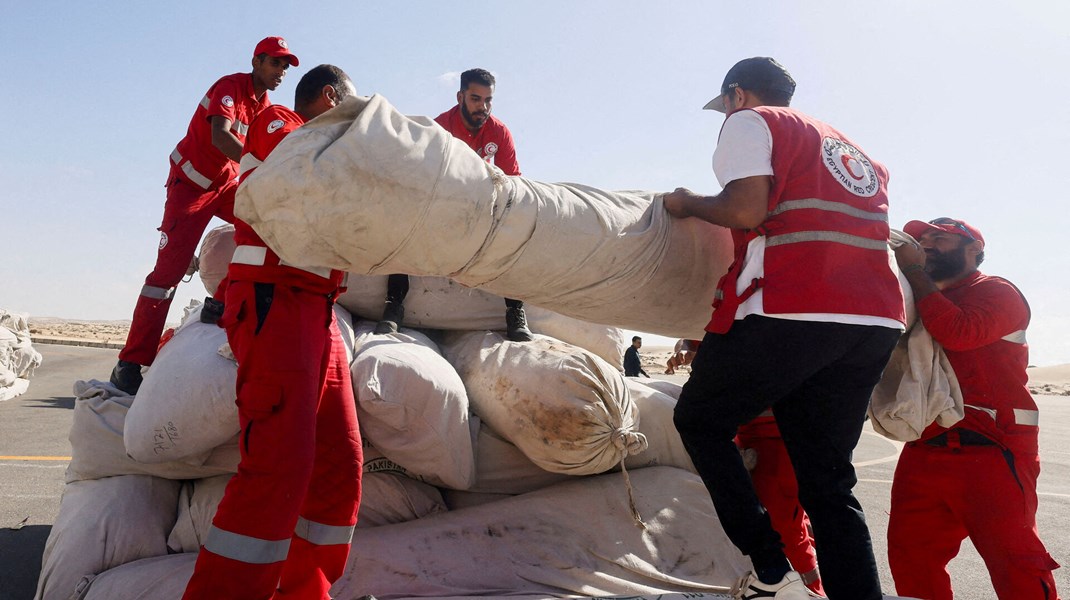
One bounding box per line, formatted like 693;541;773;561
841;154;865;180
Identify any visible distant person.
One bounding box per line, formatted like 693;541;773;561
182;65;365;600
374;68;533;342
110;37;298;395
664;57;904;600
889;217;1060;599
623;336;650;377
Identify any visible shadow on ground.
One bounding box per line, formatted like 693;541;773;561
24;397;75;410
0;524;49;600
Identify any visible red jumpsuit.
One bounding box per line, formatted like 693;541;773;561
888;271;1060;599
435;105;521;176
182;105;363;600
120;73;270;366
736;413;824;596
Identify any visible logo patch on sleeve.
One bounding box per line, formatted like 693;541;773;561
267;119;285;134
483;142;499;157
221;96;235;108
821;137;879;198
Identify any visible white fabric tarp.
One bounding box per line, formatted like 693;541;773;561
236;94;735;337
35;475;181;600
442;331;646;476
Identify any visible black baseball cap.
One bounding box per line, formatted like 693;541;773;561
702;57;796;112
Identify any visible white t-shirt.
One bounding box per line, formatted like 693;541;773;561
712;110;902;330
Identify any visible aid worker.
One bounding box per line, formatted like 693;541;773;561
664;57;904;600
375;68;533;342
182;64;363;600
889;217;1061;600
110;37;297;395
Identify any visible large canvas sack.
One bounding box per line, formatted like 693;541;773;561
77;553;197;600
469;421;571;495
236;94;734;338
67;380;238;483
330;467;748;599
125;305;237;463
442;331;646;475
34;475;181;600
622;378;695;473
168;451;448;553
196;224;236;296
350;322;475;489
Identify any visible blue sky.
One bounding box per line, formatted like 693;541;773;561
2;1;1068;365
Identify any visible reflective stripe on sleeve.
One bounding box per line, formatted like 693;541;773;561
204;525;290;565
766;230;889;251
770;198;889;222
294;516;355;546
1014;409;1040;426
200;95;210;110
140;285;175;300
232;120;249;137
239;154;263;178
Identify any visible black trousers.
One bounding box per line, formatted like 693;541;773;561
673;316;899;600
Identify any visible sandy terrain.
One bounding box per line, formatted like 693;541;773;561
24;322;1070;396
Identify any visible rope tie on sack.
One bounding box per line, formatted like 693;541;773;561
612;428;649;529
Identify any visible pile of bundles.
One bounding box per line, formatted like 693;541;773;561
36;227;750;600
38;93;755;599
1;309;42;401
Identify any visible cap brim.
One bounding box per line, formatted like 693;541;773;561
267;51;299;67
903;220;941;241
702;95;726;113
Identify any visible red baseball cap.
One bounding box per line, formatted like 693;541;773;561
253;36;299;67
904;217;985;249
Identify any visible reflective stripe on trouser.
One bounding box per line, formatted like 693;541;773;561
118;176;237;366
888;443;1060;600
182;281;362;600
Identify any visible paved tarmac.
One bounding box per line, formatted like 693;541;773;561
1;344;1067;600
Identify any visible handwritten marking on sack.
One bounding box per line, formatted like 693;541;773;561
152;421;181;455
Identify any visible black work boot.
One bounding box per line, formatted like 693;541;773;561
200;297;225;325
110;360;144;395
506;306;534;342
374;301;404;334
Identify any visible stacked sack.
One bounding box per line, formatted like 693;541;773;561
37;293;751;599
1;309;42;401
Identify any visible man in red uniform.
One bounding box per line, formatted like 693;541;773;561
110;36;298;395
182;64;363;600
664;57;904;600
374;68;533;341
889;217;1060;600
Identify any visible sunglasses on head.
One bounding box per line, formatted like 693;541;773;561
929;217;976;242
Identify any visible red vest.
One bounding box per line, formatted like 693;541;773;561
171;73;270;191
230;105;344;293
708;107;904;333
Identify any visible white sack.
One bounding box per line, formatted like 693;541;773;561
168;452;448;553
330;467;748;599
237;94;735;338
34;475;181;600
622;378;695;473
350;322;475;489
125;306;238;463
1;309;42;400
68;380;238;483
442;331;646;475
197;224;236;296
469;421;571;495
77;553;197;600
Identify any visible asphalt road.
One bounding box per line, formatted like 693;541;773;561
1;344;1067;600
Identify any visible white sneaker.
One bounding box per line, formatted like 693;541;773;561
732;570;822;599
